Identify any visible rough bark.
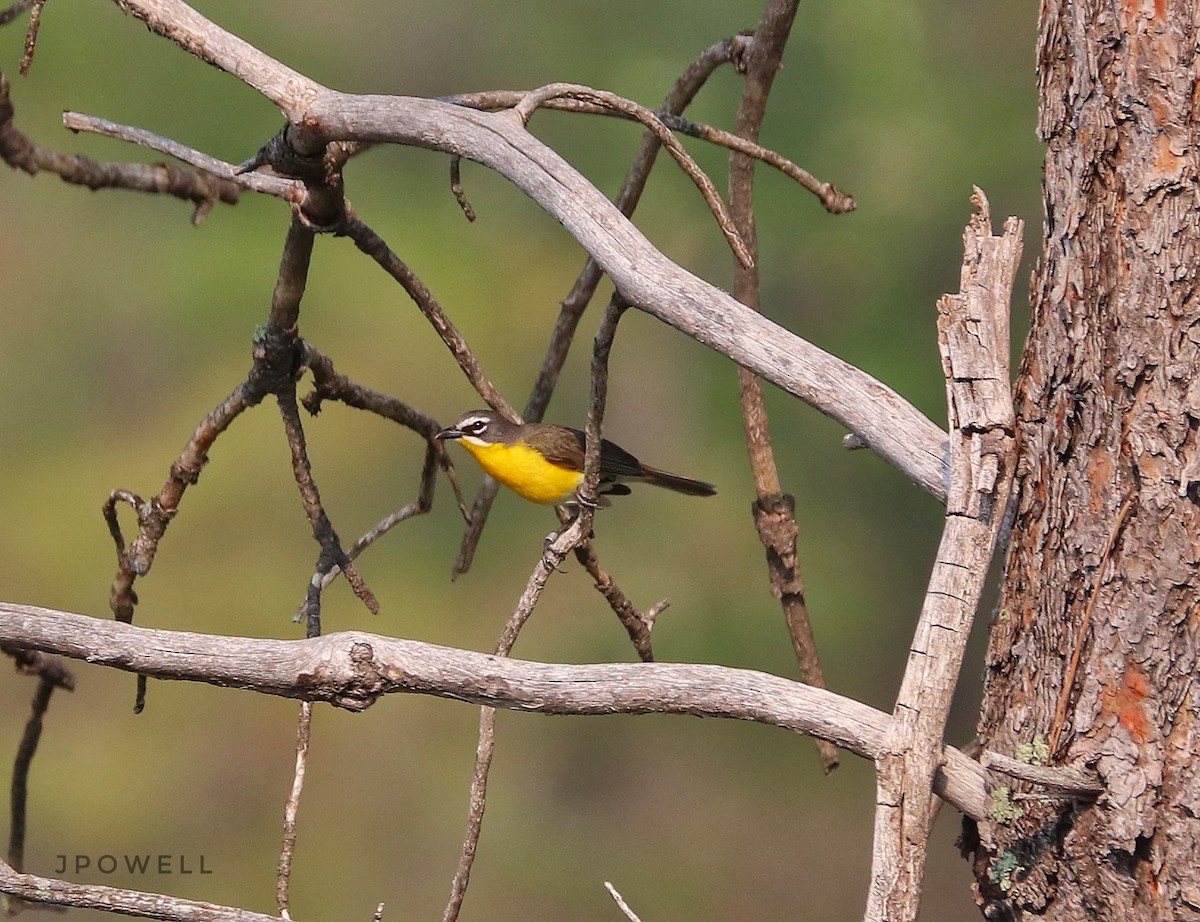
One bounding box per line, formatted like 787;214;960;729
970;2;1200;919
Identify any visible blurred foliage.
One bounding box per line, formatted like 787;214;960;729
0;1;1041;920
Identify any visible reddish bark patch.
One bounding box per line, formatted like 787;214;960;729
1102;663;1152;744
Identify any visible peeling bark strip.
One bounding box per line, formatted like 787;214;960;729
973;2;1200;918
866;193;1020;922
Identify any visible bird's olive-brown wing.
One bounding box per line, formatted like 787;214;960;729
522;425;644;479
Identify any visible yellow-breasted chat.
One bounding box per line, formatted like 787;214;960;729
435;410;716;506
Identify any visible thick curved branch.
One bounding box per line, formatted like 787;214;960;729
0;601;986;820
112;0;949;501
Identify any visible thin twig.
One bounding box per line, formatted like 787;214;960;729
3;646;74;918
0;83;246;224
295;442;444;620
302;342;466;518
276;702;312;919
106;379;257;630
444;81;854;215
61;111;299;201
728;0;838;774
442;706;496;922
271;219;372;633
18;0;43;75
604;882;644;922
340;217;516;421
568;297;656;661
442;517;590;922
448;155;475;221
452;38;745;578
279;385;376;633
513;83;752;269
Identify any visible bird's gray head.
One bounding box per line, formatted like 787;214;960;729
435;410;510;444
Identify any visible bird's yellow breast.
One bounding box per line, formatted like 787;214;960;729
460;438;583;505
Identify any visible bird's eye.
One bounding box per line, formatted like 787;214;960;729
464;420;486;435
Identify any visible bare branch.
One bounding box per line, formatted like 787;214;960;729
571;297;657;661
0;858;283;922
980;750;1103;797
867;191;1022;922
443;82;855;215
0;601;990;822
268;219;376;632
4;645;74;900
452;37;747;578
513;83;753;268
604;882;644;922
729;0;838;775
341;217;516;422
0;2;33;27
61;111;299;200
18;0;43;74
112;0;950;500
448;155;475;221
0;76;243;223
106;379;257;631
295;442;445;618
275;702;312;919
442;516;590;922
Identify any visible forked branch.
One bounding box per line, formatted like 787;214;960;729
103;0;950;501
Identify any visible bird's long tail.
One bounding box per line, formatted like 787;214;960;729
639;466;717;497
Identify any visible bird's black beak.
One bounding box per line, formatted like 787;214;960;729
434;426;462;441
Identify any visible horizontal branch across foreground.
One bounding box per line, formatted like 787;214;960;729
0;603;987;820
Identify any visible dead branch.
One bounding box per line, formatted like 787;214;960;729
0;858;282;922
565;297;657;662
729;0;839;775
0;74;242;223
603;882;644;922
452;37;749;578
866;191;1021;922
443;83;855;215
442;515;591;922
107;0;950;501
275;701;312;919
0;2;33;27
0;601;995;820
980;750;1103;797
511;82;753;268
340;218;515;421
4;645;74;897
61;111;300;200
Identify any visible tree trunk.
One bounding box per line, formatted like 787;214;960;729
970;2;1200;918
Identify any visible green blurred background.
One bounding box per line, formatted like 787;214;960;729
1;1;1041;919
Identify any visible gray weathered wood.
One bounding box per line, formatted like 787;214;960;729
111;0;950;500
0;601;989;821
866;193;1021;922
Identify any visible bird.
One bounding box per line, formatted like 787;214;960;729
435;409;716;506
